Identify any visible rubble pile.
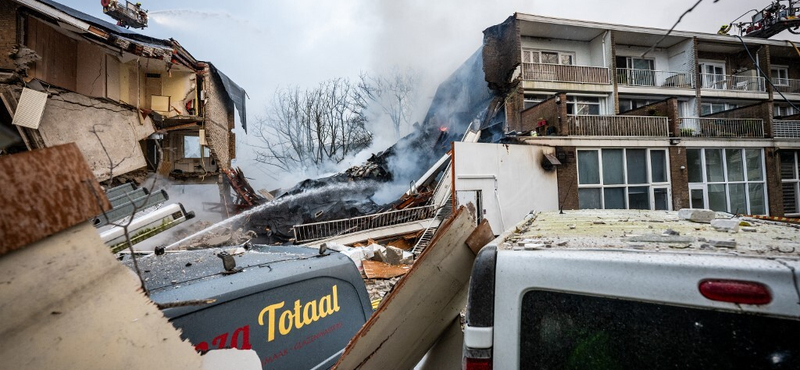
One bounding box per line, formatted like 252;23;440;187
344;150;393;181
167;221;256;250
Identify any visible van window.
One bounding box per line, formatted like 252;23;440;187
520;291;800;370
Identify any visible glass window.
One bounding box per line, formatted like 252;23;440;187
705;149;725;182
729;183;747;215
578;151;600;184
726;149;744;182
781;151;800;215
603;188;626;209
627;149;648;184
687;149;703;183
578;188;601;209
749;183;766;215
567;96;602;116
602;149;624;185
708;184;728;212
690;188;705;209
541;51;559;64
578;149;670;211
746;149;763;181
560;54;574;65
651;150;667;183
628;186;649;210
654;188;669;210
772;67;789;85
520;291;800;370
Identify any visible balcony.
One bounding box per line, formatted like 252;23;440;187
678;118;764;138
567;115;669;137
700;74;766;92
773;78;800;94
616;68;694;88
522;63;610;84
774;120;800;138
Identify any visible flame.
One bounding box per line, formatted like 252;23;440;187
439;126;448;132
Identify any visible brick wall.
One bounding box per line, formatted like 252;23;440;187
556;146;579;210
518;92;566;135
703;101;774;137
0;0;18;71
203;66;235;170
765;147;784;216
504;85;524;133
621;97;680;136
482;15;520;94
668;146;690;210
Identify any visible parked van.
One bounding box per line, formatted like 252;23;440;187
128;245;373;370
463;210;800;370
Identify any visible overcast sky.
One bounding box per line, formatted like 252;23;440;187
69;0;800;189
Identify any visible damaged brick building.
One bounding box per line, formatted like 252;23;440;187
481;13;800;217
0;0;246;191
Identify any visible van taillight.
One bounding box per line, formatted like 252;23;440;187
699;279;772;305
465;357;491;370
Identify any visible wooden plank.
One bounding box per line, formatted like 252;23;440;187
334;207;477;370
362;260;411;279
465;219;494;255
0;143;111;255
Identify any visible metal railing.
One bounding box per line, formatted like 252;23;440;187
700;74;766;92
567;115;670;137
773;78;800;94
293;205;435;243
522;63;610;84
678;117;764;138
615;68;694;88
774;120;800;138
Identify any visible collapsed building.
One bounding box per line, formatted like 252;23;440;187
0;0;246;197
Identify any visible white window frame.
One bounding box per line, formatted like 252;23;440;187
576;148;672;210
566;95;605;115
701;102;737;115
774;105;798;117
771;65;789;86
700;61;727;89
780;150;800;216
522;48;576;66
686;148;768;215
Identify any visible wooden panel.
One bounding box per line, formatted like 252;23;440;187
76;42;106;97
26;17;77;90
334;208;478;370
0;143;111;254
106;55;121;101
362;260;411;279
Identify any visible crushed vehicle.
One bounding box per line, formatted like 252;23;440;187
463;209;800;370
125;245;372;370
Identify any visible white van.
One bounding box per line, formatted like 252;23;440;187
463;209;800;370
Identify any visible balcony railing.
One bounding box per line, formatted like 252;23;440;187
522;63;610;84
700;74;766;92
678;117;764;138
292;205;435;243
774;120;800;138
616;68;695;88
567;115;669;137
773;78;800;94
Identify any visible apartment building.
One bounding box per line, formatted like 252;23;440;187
0;0;246;186
482;13;800;217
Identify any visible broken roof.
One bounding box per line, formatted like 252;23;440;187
494;210;800;258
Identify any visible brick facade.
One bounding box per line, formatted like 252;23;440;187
0;0;18;71
203;65;235;170
765;147;784;216
518;92;566;135
668;146;690;210
621;98;680;136
556;146;579;211
703;101;774;137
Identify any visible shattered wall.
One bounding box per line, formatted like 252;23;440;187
26;17;78;90
0;0;17;71
161;71;197;117
33;87;155;181
482;15;520;94
76;42;106;97
203;65;235;170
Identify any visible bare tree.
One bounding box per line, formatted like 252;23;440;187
357;67;420;139
252;78;372;172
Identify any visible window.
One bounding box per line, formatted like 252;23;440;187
183;136;210;159
616;56;655;86
774;105;797;117
771;66;789;86
619;99;657;113
520;290;800;370
523;94;551;110
781;151;800;215
577;148;670;210
566;96;602;115
701;103;737;115
700;62;726;89
686;148;767;215
522;49;575;66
